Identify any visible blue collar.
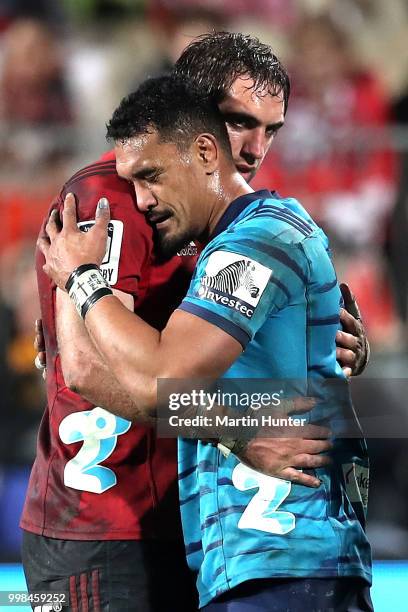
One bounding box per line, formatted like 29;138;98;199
211;189;273;239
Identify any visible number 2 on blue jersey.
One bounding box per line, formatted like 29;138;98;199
59;407;131;494
232;463;295;535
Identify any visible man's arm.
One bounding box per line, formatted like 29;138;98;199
72;297;332;485
39;196;243;410
39;194;333;486
37;297;331;486
56;288;153;423
37;194;321;412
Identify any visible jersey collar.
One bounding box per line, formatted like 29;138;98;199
211;189;273;240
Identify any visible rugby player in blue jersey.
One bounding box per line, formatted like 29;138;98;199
39;72;373;611
31;33;368;610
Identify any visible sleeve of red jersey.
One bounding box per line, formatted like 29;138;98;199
54;173;153;300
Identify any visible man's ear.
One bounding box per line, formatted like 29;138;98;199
194;134;219;174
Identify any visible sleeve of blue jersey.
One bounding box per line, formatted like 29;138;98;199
178;235;309;349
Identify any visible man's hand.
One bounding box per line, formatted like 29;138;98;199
34;318;47;380
336;283;370;377
37;193;111;290
219;397;331;487
236;433;332;488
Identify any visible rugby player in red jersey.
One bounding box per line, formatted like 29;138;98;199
24;33;368;611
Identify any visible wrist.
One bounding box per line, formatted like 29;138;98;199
217;437;249;459
66;264;113;319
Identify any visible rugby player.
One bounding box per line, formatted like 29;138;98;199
39;74;372;611
27;33;368;610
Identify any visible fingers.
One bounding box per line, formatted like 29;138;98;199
336;311;370;377
86;197;111;246
96;197;110;219
44;209;60;240
95;197;110;227
336;345;356;366
61;193;78;232
339;307;361;336
34;319;45;352
257;421;331;439
295;438;333;454
37;235;50;259
339;283;361;320
339;282;353;307
353;336;370;376
302;424;332;439
336;329;360;351
288;396;316;415
279;467;321;488
277;396;316;417
291;453;331;470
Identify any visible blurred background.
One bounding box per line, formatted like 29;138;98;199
0;0;407;608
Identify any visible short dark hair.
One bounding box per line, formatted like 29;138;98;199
106;75;232;156
174;31;290;113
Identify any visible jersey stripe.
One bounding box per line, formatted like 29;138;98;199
245;203;314;233
315;279;338;293
307;315;340;326
239;238;308;284
68;160;116;182
179;302;250;348
249;212;310;236
65;168;118;190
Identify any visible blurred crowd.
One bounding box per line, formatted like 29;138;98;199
0;0;407;561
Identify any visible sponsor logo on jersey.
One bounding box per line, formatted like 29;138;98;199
196;251;272;319
78;219;123;285
177;241;198;256
343;463;369;508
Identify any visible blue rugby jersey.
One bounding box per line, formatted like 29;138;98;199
178;190;371;607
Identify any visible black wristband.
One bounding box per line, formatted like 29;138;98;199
67;265;112;318
81;287;113;319
65;263;99;292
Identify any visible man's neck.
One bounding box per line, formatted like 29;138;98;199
206;175;253;240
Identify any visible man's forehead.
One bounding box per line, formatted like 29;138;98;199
115;132;156;156
115;132;162;170
221;75;284;117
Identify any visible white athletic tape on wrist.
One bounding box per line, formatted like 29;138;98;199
68;267;113;319
217;442;233;458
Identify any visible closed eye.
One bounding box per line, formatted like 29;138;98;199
132;167;163;183
144;172;161;183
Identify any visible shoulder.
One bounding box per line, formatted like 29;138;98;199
43;152;152;243
62;152;131;206
234;196;328;251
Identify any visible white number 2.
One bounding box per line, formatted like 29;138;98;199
232;463;295;535
59;407;131;494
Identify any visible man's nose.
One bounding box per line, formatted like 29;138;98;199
243;127;267;161
134;182;157;212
